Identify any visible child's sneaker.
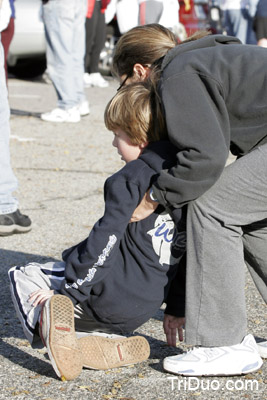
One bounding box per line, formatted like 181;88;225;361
79;335;150;370
40;295;83;381
163;334;263;376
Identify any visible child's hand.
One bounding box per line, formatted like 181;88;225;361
163;314;185;347
28;289;55;307
130;190;158;222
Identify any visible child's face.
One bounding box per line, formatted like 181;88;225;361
112;128;146;163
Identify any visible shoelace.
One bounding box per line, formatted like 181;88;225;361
186;346;221;358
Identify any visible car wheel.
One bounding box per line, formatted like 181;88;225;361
99;21;120;76
8;57;47;79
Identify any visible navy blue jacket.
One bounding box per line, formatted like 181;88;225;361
60;141;186;333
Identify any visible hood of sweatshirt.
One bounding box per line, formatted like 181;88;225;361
161;34;241;72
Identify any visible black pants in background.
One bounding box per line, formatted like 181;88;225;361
85;2;106;73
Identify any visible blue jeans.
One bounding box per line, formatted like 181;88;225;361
224;9;256;44
42;0;87;109
0;37;18;215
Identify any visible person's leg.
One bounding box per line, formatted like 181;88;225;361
139;0;163;25
163;147;266;376
74;303;125;335
1;17;15;84
86;4;106;73
8;261;65;347
42;0;78;110
245;11;257;44
40;293;149;379
92;11;107;69
84;2;108;88
223;9;235;37
243;230;267;355
231;8;248;44
242;220;267;303
186;144;267;347
0;38;31;234
84;7;99;74
73;302;150;370
72;0;87;106
224;9;248;43
0;39;18;215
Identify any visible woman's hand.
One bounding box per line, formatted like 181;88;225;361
130;190;159;222
163;314;185;347
28;289;55;307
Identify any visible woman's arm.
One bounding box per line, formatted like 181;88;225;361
154;72;230;209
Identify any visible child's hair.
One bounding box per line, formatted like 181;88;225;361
104;82;167;145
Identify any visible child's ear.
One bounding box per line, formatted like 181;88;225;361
140;141;149;149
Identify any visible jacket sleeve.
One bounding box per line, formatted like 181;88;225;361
153;72;230;208
60;173;142;304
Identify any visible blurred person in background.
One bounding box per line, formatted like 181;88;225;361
221;0;258;44
0;0;15;85
253;0;267;46
138;0;179;29
0;0;32;235
106;0;180;34
84;0;110;88
41;0;89;123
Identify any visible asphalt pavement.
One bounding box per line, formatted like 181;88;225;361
0;75;266;400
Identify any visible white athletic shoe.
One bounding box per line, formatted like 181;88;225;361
84;72;109;88
78;100;90;116
41;107;81;123
163;334;263;376
257;339;267;358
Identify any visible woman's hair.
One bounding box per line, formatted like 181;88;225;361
104;82;167;145
112;23;209;79
112;24;178;78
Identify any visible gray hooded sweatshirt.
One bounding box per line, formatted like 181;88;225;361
153;35;267;208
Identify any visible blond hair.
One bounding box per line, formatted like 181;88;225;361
104;82;167;145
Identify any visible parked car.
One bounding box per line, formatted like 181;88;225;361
179;0;223;37
7;0;46;78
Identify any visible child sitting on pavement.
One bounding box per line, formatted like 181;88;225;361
8;82;187;381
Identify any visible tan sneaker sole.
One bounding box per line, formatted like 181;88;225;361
42;295;83;381
79;336;150;370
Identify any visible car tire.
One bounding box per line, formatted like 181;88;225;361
99;21;120;76
8;57;47;79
